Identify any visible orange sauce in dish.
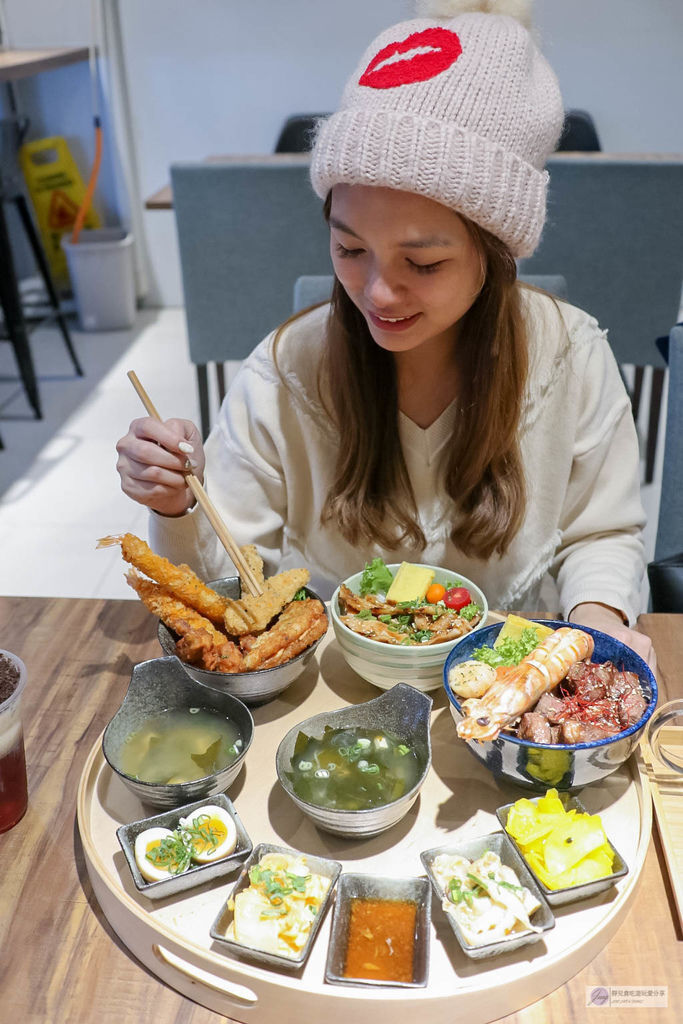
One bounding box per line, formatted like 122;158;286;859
343;898;417;983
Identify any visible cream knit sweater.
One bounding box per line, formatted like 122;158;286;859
150;288;646;623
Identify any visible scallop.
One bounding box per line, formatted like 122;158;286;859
134;827;185;882
179;804;238;863
448;660;496;699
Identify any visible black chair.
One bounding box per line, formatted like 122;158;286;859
556;109;601;152
274;114;330;154
0;117;82;420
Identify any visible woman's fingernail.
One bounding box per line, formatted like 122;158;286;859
178;441;194;454
184;457;200;471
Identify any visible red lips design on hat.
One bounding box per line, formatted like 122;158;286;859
359;27;463;90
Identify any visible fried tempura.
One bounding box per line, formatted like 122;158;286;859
240;544;265;586
126;570;244;673
242;598;325;670
99;533;229;625
223;568;310;635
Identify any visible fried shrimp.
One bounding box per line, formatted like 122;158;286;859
125;570;244;673
102;533;327;675
223;568;310;635
98;533;229;625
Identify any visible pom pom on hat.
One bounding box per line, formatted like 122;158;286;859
310;0;563;257
415;0;533;29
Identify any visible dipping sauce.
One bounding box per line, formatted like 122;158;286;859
120;707;243;784
343;897;416;983
288;726;423;810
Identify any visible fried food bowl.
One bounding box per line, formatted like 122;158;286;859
330;563;488;693
275;682;432;837
157;577;328;706
103;656;254;810
443;620;657;791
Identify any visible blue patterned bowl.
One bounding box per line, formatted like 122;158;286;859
443;620;657;791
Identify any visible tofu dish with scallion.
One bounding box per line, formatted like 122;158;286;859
339;559;483;646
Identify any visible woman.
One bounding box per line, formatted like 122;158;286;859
116;1;653;666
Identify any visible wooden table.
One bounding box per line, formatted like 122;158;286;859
0;47;89;82
0;598;680;1024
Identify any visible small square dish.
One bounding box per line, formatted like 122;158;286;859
421;832;554;960
210;843;341;971
325;872;431;988
116;793;252;900
496;792;628;907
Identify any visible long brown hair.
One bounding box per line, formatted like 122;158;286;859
318;199;529;560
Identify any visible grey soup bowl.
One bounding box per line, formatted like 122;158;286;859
275;682;432;837
325;872;431;988
103;656;254;810
158;577;328;706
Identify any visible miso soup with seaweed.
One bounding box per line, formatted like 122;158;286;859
287;726;423;810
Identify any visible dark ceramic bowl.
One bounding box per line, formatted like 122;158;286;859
157;577;328;706
421;831;554;958
496;792;628;906
443;619;657;791
116;793;253;900
276;683;432;837
325;872;431;988
103;656;254;809
209;842;342;970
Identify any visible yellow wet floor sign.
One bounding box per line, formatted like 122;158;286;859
20;136;100;285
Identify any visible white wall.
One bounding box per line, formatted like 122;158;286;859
4;0;683;305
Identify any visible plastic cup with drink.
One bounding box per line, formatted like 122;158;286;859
0;649;28;833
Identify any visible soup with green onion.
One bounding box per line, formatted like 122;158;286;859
287;725;423;810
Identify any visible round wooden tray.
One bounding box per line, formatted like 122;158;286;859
77;636;652;1024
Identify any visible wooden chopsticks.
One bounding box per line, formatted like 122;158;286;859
127;370;264;598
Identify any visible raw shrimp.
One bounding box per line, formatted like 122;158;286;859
98;533;229;625
456;627;594;742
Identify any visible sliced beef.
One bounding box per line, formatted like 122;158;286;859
518;713;554;744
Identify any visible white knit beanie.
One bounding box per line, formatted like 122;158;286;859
310;0;564;257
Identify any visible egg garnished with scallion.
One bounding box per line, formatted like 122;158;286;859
134;826;192;882
178;804;238;863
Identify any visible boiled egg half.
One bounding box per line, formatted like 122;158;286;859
179;804;238;863
134;826;187;882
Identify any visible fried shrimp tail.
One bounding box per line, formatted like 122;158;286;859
456;627;594;742
99;533;229;625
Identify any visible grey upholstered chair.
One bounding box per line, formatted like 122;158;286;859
520;155;683;483
171;158;331;437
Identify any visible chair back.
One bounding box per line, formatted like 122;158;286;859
556;110;601;152
171;158;331;367
654;324;683;561
274;114;329;153
519;155;683;369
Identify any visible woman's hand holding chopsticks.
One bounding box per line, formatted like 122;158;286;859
116;416;205;517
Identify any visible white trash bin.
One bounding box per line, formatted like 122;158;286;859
62;228;136;331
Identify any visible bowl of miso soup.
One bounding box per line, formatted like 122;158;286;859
275;682;432;837
103;656;254;809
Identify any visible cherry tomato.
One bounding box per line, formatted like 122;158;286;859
425;583;446;604
443;586;471;611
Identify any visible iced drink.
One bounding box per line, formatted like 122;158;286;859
0;650;28;833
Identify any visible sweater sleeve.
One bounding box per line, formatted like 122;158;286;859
550;325;646;625
149;334;288;580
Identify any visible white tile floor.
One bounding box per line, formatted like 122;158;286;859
0;307;666;608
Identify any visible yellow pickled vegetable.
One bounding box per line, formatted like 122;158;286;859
505;788;615;890
493;614;554;649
